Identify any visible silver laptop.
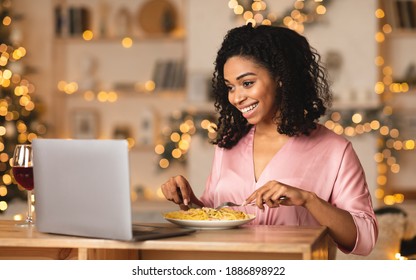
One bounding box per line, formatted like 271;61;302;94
32;138;194;241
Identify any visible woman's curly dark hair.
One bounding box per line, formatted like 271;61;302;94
211;24;332;149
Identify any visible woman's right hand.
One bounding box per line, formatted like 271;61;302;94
160;175;203;210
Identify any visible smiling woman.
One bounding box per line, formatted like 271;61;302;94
160;23;378;257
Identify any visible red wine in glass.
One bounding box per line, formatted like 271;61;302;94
12;166;34;191
12;144;34;225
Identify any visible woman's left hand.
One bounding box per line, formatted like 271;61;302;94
245;180;310;209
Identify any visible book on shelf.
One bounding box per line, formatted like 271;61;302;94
382;0;416;30
152;59;185;91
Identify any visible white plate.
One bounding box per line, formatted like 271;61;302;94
164;214;256;230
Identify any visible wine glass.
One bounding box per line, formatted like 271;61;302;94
12;144;34;226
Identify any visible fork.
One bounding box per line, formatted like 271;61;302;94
216;196;287;210
215;201;255;210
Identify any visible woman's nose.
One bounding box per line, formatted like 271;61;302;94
233;89;246;104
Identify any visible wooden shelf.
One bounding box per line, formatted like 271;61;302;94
54;33;186;44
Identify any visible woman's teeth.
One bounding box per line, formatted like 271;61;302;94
241;103;258;113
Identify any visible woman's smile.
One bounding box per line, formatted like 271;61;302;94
240;102;259;114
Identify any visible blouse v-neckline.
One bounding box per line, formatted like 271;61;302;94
249;126;294;183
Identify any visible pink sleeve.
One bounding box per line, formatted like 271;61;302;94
199;146;223;208
332;142;378;255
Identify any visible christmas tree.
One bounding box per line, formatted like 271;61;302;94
0;0;47;214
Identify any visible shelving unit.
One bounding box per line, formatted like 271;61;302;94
48;0;205;197
378;0;416;199
51;0;188;141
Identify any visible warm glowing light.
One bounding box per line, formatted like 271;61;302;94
126;139;135;149
170;132;180;142
121;37;133;48
228;0;238;9
154;144;165;155
331;111;341;122
377;163;388;174
375;9;385;18
0;201;7;211
246;18;256;26
13;214;23;221
404;140;415;150
394;193;404;203
377;175;387;186
393;140;403;150
389;128;399;138
294;1;304;10
57;81;66;91
379;126;389;136
2;174;12;185
382;106;393;116
351;113;362;124
324;120;335;130
252;1;263;12
391;163;400;173
2;16;11;26
179;123;190;133
383;195;395;205
333;124;343;135
172;148;182;158
383;75;393;85
234;5;244;15
178;140;190;151
374;82;384;94
316;5;326;15
83;90;95;101
395;253;408;260
243;11;254;20
82;30;94;41
107;91;118;102
382;24;392;34
375;188;384;199
375;32;385;43
344;127;355;137
200;119;211;129
2;69;12;79
144;80;155;91
375;56;384;66
254;13;264;23
159;158;169;168
97;91;108;102
0;186;7;196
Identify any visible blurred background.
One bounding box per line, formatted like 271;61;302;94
0;0;415;259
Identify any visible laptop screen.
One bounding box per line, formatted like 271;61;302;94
33;139;134;240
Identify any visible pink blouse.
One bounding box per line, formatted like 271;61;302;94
200;124;378;256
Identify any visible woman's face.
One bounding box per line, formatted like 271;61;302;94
224;56;278;125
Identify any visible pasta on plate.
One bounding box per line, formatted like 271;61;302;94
164;207;251;221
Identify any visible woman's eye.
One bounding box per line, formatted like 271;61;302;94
243;81;254;87
226;85;234;92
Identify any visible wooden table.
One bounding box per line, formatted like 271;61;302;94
0;220;335;260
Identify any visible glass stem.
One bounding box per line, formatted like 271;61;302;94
26;190;33;224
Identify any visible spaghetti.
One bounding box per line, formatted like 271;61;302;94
164;207;250;221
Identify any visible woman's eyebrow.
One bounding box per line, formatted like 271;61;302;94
224;72;256;83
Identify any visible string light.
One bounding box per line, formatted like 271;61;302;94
0;0;47;213
228;0;331;33
156;111;217;169
323;4;416;206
